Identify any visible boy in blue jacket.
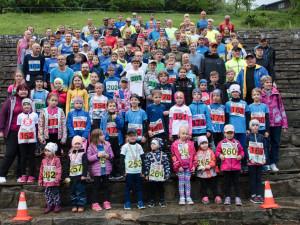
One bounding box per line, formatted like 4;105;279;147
103;65;120;100
67;97;91;152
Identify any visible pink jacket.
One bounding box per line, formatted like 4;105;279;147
171;139;198;172
38;156;61;187
260;87;288;128
215;139;244;171
113;89;132;115
87;141;114;176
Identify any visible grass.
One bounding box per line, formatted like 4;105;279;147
0;10;299;35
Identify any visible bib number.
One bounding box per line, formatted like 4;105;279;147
149;119;164;135
48;114;58;129
93;102;107;111
130;75;142;82
127;160;142;169
43;166;56;182
251;112;265;127
211;110;225;124
149;164;164;181
106;122;118;137
73;116;87;131
70;164;83;176
192;114;206;130
231;103;245;117
249;141;264;163
173;113;187;120
161;90;172;104
34;99;45;113
221;143;237;159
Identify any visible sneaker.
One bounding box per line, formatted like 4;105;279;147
77;207;84;213
124;202;131;210
159;200;166;208
215;196;222;204
235;197;242;206
257;196;264;204
186;197;194;205
54;205;61;213
20;175;27;183
17;177;22;183
103;201;111;210
265;165;271;171
270;163;279;172
250;196;260;204
72;206;77;212
137;201;145;209
92;203;102;211
263;165;271;171
202;196;210;204
109;174;114;180
27;176;35;183
0;177;6;183
44;205;53;214
179;197;185;205
148;200;155;208
224;197;231;205
113;173;123;179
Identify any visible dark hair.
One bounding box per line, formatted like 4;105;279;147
16;84;30;98
70;75;85;90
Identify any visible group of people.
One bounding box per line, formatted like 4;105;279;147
0;11;288;213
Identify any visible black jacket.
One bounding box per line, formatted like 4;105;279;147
177;42;190;53
221;81;240;104
255;57;275;81
207;83;223;93
65;149;88;183
263;45;276;66
173;77;195;106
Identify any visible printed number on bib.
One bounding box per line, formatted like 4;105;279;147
192;114;206;130
130;75;142;82
106;122;118;137
197;158;211;167
73;116;87;131
178;144;189;159
100;157;106;167
70;164;83;176
148;80;158;88
251;112;265;127
211;110;225;124
201;95;210;104
149;119;164;135
149;164;164;181
106;81;118;93
161;90;172;103
230;103;245;117
93;102;107;111
48;114;58;129
127;160;142;169
173;113;187;120
34;99;45;113
168;76;176;84
221;143;237;158
128;124;142;139
43;166;56;182
28;60;41;71
249;141;264;163
19;126;35;143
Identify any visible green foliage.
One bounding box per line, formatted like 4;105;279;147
107;0;165;11
241;11;288;28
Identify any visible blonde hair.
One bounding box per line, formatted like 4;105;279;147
226;69;236;75
251;88;262;96
178;126;189;137
260;75;272;86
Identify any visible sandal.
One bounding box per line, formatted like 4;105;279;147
72;206;77;212
77;207;84;213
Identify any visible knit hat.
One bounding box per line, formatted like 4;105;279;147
229;84;241;94
151;137;164;149
192;89;201;96
224;124;235;132
174;91;185;101
197;136;208;146
151;139;160;148
54;78;64;86
45;142;58;153
73;97;84;104
249;119;260;128
199;79;207;84
212;89;222;96
72;135;83;147
22;98;33;107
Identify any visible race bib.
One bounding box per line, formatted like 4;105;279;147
249;141;264;164
48;114;58;129
49;63;58;70
201;95;210;105
70;99;75;110
34;99;45;113
192;114;206;130
28;60;41;71
43;166;56;182
197;153;211;167
130;75;142;83
251;112;265;127
106;122;118;137
148;80;158;88
161;90;172;104
211;110;225;124
19;127;35;144
70;163;83;176
100;157;106;168
149;119;164;135
73;116;87;131
173;112;188;121
221;142;238;158
128;124;142;140
127;160;142;170
230;102;245;117
93;101;107;112
178;143;189;159
149;163;164;181
121;99;125;112
106;81;118;93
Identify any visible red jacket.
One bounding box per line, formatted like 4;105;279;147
50;90;67;104
38;156;61;187
171;139;198;172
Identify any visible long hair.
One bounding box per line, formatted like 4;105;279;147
90;129;104;146
70;74;85;90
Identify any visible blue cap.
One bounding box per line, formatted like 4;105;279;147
127;128;137;135
170;41;177;45
254;45;263;52
199;79;208;84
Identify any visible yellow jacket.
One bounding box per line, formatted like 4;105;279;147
66;88;89;116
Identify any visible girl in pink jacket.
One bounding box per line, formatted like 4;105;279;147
38;143;61;214
171;126;198;205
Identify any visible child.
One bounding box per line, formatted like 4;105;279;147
64;136;88;212
90;56;105;83
145;138;170;207
189;89;212;148
144;60;159;106
171;126;197;205
38;143;62;213
169;92;192;142
207;71;223;93
215;124;244;205
89;82;108;131
100;100;124;179
165;59;178;84
67;97;91;151
31;75;49;116
208;89;225;148
7;70;24;97
103;65;120;100
86;72;99;102
126;58;145;99
154;70;175;110
196;136;222;204
87;129;114;211
173;67;195;106
146;90;169;146
66;75;89;116
199;79;210;105
222;69;240;105
114;77;133;117
38;94;67;156
106;52;123;78
244;119;267;204
125;94;148;144
70;54;82;75
50;78;67;111
17;98;39;182
183;61;197;88
120;128;146;210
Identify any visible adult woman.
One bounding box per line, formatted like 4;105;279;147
0;83;31;183
16;30;32;70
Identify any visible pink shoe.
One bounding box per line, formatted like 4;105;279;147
27;176;35;183
92;203;102;211
103;201;111;210
20;175;27;183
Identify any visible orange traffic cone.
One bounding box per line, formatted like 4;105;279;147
11;192;33;221
260;181;280;209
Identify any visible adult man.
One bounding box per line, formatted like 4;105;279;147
124;51;148;72
199;27;210;47
258;36;276;67
254;45;275;81
131;12;138;26
219;15;235;35
82;18;95;38
142;30;153;46
196;37;209;56
153;28;169;48
59;25;66;36
200;42;226;84
22;43;45;88
42;42;51;58
215;33;226;61
149;20;168;42
131;23;142;41
16;30;31;70
88;30;100;52
99;45;111;72
104;27;117;49
146;13;156;30
39;28;53;47
225;46;247;80
124;44;134;61
165;19;178;40
94;36;107;58
103;18;121;38
85;25;96;42
236;53;269;104
99;17;109;36
189;42;203;70
120;18;136;38
138;16;147;30
142;41;151;59
197;11;207;33
54;31;64;48
43;46;58;87
73;29;85;49
115;14;125;29
206;19;219;42
66;42;87;66
50;55;74;91
27;26;37;40
166;41;183;62
67;27;74;36
49;34;56;48
58;33;73;57
177;33;189;53
123;29;135;46
80;63;92;88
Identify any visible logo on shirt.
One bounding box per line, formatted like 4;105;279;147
24;118;32;126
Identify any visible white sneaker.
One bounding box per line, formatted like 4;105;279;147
186;197;194;205
0;177;7;183
270;163;279;172
266;165;271;171
179;197;185;205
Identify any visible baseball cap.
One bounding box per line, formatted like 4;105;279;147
197;136;208;146
232;46;241;51
224;124;235;132
103;17;109;21
127;128;137;135
245;53;255;59
132;12;137;16
55;30;61;34
83;42;89;46
254;45;263;52
209;42;218;47
259;36;266;41
229;84;241;94
120;77;129;82
138;33;145;38
148;60;157;64
165;18;169;22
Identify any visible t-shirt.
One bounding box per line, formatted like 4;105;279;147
206;30;219;42
103;77;120;100
196;46;210;56
225;100;249;133
169;105;192;136
165;27;178;40
126;69;145;97
146;104;167;135
115;21;126;29
43;58;58;74
97;144;106;174
125;109;147;141
197;20;208;28
104;36;117;49
88;39;100;52
217;43;226;61
17;112;39;144
249;103;269;131
121;143;144;174
50;67;74;90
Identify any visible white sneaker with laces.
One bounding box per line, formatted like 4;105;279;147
186;197;194;205
266;165;271;171
270;163;279;172
179;197;185;205
0;177;6;183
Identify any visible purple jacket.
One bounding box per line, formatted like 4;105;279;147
0;96;18;138
87;141;114;176
260;87;288;128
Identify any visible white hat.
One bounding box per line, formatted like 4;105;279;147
22;98;33;106
45;142;58;153
197;136;208;146
229;84;241;94
224;124;235;132
151;139;160;148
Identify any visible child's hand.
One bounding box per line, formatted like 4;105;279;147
163;111;169;116
250;160;255;164
98;152;103;158
91;121;94;125
191;166;195;172
148;131;154;137
220;154;225;161
206;132;211;138
264;132;269;138
124;173;127;177
105;154;109;159
169;137;173;142
44;82;48;88
236;155;242;161
141;136;147;143
261;160;266;165
282;128;287;133
178;167;184;172
140;173;145;178
41;140;47;145
81;176;86;180
64;178;70;184
145;176;149;180
246;130;251;134
0;132;3;138
205;165;210;170
82;137;86;142
112;114;117;120
201;167;206;171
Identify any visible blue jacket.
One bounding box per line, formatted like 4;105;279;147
67;108;91;139
154;83;175;110
236;65;268;100
189;101;212;134
100;111;124;145
244;132;267;164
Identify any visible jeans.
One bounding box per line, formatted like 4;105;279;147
248;165;263;196
124;173;143;203
20;143;35;176
200;177;219;198
92;175;109;203
0;130;21;178
268;126;281;164
149;181;165;201
223;171;240;197
70;181;87;206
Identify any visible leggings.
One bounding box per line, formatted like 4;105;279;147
92;175;109;203
20;143;35;176
177;169;191;198
45;186;60;206
223;171;240;197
